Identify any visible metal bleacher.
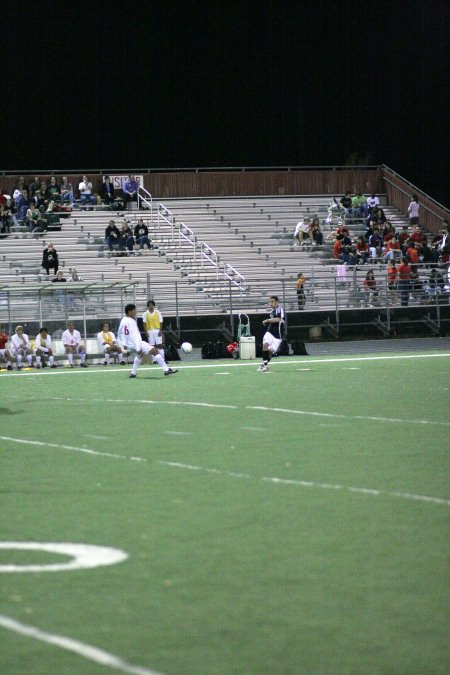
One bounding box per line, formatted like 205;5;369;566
0;194;428;323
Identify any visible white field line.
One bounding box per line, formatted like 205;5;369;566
0;434;446;507
40;396;450;428
0;352;449;377
158;461;450;507
0;436;147;463
0;614;164;675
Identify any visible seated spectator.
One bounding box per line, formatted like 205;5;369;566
355;236;369;264
15;189;29;222
34;327;56;368
310;217;323;245
407;194;420;226
119;220;135;253
122;174;138;210
61;321;87;368
351;192;368;218
362;269;378;306
97;322;126;365
387;259;398;297
398;225;410;252
11;325;33;369
67;268;82;282
47;177;61;204
0;325;13;370
383;236;401;261
99;176;116;205
420;242;436;264
60;177;74;204
134;218;152;250
333;235;344;259
28;176;41;198
397;257;412;306
409;265;423;301
294;217;311;245
78;175;96;206
26;203;40;231
425;267;445;299
339;245;358;266
42;242;59;275
296;272;307;309
368;228;382;260
406;242;420;265
0;204;11;233
105;219;121;253
340;191;353;217
366;192;379;214
409;225;426;246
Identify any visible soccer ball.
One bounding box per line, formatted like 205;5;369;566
180;342;193;353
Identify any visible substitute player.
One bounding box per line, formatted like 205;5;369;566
97;322;126;366
118;303;177;379
61;321;87;368
257;295;286;372
34;327;57;368
0;325;13;370
11;325;33;370
142;300;165;360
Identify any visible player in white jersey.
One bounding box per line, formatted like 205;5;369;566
117;303;177;379
97;322;126;366
61;320;87;367
34;327;56;368
10;325;33;369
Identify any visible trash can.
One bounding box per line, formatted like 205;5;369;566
239;336;256;359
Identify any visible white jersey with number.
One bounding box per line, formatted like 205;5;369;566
62;329;81;346
117;316;143;352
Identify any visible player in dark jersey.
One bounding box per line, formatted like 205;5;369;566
257;296;286;372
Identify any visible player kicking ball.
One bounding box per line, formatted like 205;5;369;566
118;303;177;379
258;295;286;372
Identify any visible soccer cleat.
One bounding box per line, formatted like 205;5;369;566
119;360;126;365
129;374;136;378
257;364;269;372
164;368;178;376
80;362;87;368
50;364;57;368
7;365;13;370
103;361;108;366
35;364;41;369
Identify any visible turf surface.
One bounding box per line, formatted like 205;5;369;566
0;351;449;674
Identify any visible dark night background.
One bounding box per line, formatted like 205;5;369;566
1;0;449;206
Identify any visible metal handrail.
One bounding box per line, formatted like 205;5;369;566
0;165;383;175
137;185;153;221
382;165;450;215
200;243;219;279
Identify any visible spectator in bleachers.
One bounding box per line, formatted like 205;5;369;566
28;176;41;198
366;192;379;213
97;321;126;366
15;189;29;222
352;192;368;218
123;174;138;210
425;267;445;299
368;228;382;260
78;175;96;206
119;220;135;253
310;217;323;245
397;257;412;306
409;225;426;246
26;203;40;231
407;194;420;226
406;242;420;265
99;175;116;206
294;217;311;245
340;245;358;266
60;177;74;204
61;320;87;367
409;265;423;302
42;242;59;275
105;219;121;254
340;191;353;217
356;236;369;264
362;269;378;306
333;234;344;259
47;177;60;203
383;236;401;262
34;327;56;368
67;268;82;282
0;204;11;233
0;325;13;370
420;241;435;264
387;259;398;298
398;225;410;252
11;325;33;369
134;218;152;250
296;272;306;309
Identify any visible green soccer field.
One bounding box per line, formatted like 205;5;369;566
1;350;449;675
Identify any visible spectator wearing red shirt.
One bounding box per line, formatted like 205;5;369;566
387;259;398;299
409;225;426;246
0;327;13;370
397;257;412;306
383;237;401;262
406;243;420;264
333;236;343;259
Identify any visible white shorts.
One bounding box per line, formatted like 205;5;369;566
147;329;162;346
263;332;282;354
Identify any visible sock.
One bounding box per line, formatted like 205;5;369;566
153;353;168;372
17;354;23;366
262;350;271;365
80;351;86;364
158;348;165;360
26;354;32;366
35;355;41;366
104;353;110;364
49;355;54;366
67;352;73;365
132;356;141;376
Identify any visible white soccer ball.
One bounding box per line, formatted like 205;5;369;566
180;342;193;353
